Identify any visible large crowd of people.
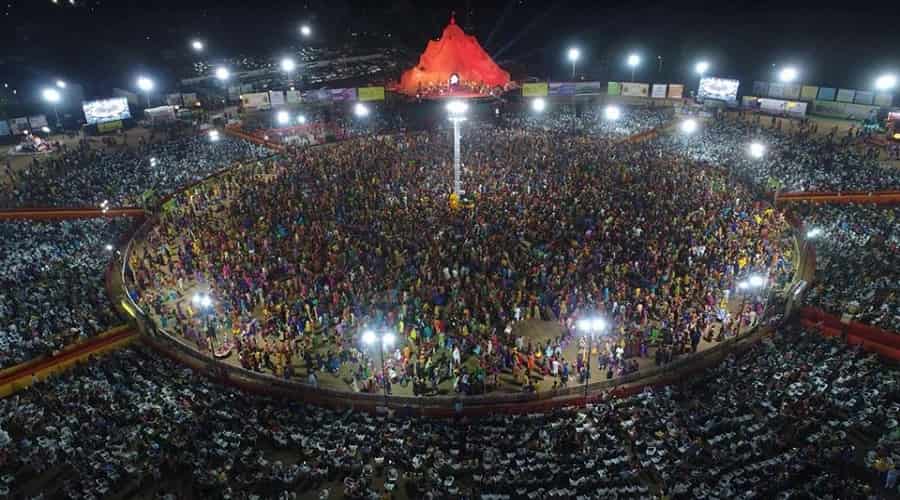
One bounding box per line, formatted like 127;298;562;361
659;113;900;192
0;325;896;498
503;105;672;138
0;218;132;368
127;121;792;396
800;204;899;331
1;132;271;208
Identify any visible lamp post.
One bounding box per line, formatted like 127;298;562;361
875;74;897;92
362;329;396;406
736;274;767;334
531;97;546;113
446;100;468;196
567;47;580;79
215;67;230;105
281;57;296;86
137;76;154;108
300;24;312;38
191;39;204;52
42;87;62;129
604;105;621;121
627;53;640;82
577;317;607;400
778;66;798;83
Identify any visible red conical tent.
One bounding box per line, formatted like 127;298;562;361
398;14;510;96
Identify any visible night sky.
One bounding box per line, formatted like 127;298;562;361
1;0;899;99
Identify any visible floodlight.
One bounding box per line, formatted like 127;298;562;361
806;228;823;239
276;110;290;125
446;100;468;115
695;61;709;75
215;67;230;81
104;244;113;252
591;318;607;331
137;76;154;92
200;295;212;308
354;102;369;117
604;105;621;121
55;80;66;89
300;24;312;37
680;119;698;134
567;47;580;63
875;74;897;91
531;97;546;112
208;129;220;141
296;115;306;124
41;126;51;133
280;57;296;73
627;54;640;67
748;275;767;288
42;88;61;103
191;40;204;51
362;330;376;345
749;142;765;158
778;67;798;83
383;332;396;347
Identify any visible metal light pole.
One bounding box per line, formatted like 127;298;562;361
578;317;606;401
446;100;468;196
363;329;395;407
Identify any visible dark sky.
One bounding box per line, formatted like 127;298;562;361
1;0;898;100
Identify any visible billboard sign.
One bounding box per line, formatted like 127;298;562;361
752;81;769;97
620;82;649;97
9;117;29;134
783;84;801;100
358;86;387;101
286;90;302;103
82;97;132;124
269;90;285;107
874;93;893;107
574;82;604;95
548;82;576;96
817;87;837;101
836;88;855;103
97;120;123;133
854;91;874;105
607;82;621;96
241;92;271;111
28;115;48;129
651;84;667;98
800;85;819;101
698;77;739;101
667;84;684;99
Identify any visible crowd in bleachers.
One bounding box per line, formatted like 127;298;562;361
0;218;132;368
0;326;896;498
800;204;899;331
1;133;270;209
659;113;900;192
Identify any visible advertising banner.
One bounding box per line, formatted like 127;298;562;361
752;81;769;97
814;100;878;119
874;93;893;107
621;82;649;97
574;81;604;95
285;90;302;103
651;84;667;98
758;99;808;117
607;82;621;96
269;91;285;107
800;85;819;101
836;88;855;103
0;121;9;136
166;93;183;106
548;82;576;96
742;96;759;108
783;84;801;100
241;92;271;111
854;91;874;105
817;87;837;101
768;83;785;98
667;84;684;99
9;117;29;134
784;101;808;117
97;120;123;133
329;88;358;101
182;93;198;107
28;115;48;129
358;86;386;101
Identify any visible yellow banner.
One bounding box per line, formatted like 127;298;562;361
97;120;123;133
522;82;549;97
357;86;385;101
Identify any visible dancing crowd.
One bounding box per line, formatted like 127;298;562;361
800;204;899;331
0;325;896;498
503;105;672;138
128;121;792;396
1;133;270;208
0;218;132;368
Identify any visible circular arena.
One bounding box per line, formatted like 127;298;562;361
2;6;900;500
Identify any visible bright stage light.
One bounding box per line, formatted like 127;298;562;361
749;142;765;158
208;130;220;141
297;114;306;124
136;76;154;92
41;126;51;133
748;275;767;288
778;66;798;83
362;330;376;345
280;57;296;72
300;24;312;37
627;53;640;68
680;118;698;134
55;80;66;89
200;295;212;308
695;61;710;75
276;110;290;125
215;67;230;81
531;97;546;112
383;332;396;347
354;102;370;117
604;105;621;121
875;74;897;91
191;40;204;51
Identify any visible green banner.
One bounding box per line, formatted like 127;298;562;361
800;85;818;101
522;82;548;97
97;120;123;133
357;86;385;101
607;82;621;96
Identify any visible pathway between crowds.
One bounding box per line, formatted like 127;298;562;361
0;207;146;220
0;325;137;397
